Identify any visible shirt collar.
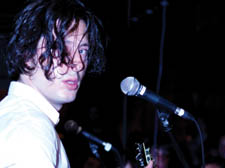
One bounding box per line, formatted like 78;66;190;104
8;81;60;125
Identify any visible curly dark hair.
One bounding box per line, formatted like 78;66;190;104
7;0;106;80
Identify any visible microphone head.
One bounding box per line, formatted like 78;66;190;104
120;76;140;96
64;120;81;134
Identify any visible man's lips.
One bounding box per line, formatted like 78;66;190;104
63;79;79;90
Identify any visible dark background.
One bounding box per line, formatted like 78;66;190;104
1;0;225;167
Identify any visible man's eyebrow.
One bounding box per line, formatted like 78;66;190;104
79;42;89;47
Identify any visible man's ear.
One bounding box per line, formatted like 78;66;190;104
36;36;46;57
24;36;46;71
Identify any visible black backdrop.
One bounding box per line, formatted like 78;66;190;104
1;0;225;167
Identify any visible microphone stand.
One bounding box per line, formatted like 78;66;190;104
84;135;123;168
157;108;190;168
166;131;190;168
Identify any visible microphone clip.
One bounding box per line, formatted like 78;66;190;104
157;109;172;132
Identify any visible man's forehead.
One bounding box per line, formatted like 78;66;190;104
64;19;87;34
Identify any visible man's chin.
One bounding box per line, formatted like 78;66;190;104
56;93;77;106
64;95;77;103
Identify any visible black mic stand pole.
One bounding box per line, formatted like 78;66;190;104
122;95;127;164
120;0;131;166
153;0;169;153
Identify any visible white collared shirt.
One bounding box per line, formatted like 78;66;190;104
0;81;70;168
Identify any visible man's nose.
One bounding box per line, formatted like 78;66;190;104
69;62;84;72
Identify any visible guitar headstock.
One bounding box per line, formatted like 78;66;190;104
135;142;152;167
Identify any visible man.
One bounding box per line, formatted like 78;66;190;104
0;0;105;167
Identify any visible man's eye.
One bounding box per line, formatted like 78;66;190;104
79;49;88;55
79;49;88;57
79;48;89;60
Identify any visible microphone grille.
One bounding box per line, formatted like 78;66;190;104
64;120;79;133
120;76;140;96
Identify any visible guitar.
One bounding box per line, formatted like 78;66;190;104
135;142;153;167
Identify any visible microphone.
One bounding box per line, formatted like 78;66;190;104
120;76;194;120
64;120;112;152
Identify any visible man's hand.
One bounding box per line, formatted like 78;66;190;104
145;160;154;168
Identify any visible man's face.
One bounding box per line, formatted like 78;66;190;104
21;20;89;110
